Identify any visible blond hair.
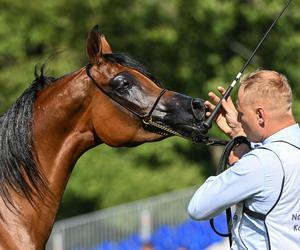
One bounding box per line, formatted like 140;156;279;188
240;70;292;113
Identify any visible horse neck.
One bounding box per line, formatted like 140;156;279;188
34;67;98;195
24;67;99;247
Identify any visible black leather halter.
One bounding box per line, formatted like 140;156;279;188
86;64;228;145
85;64;182;137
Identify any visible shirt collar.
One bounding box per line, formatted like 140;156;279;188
262;123;300;145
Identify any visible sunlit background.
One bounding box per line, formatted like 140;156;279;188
0;0;299;249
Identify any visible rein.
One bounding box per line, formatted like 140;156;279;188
209;136;251;246
85;63;182;137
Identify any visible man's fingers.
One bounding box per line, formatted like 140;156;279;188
204;101;215;117
217;86;235;106
221;98;237;116
217;86;226;94
208;86;236;116
204;100;216;111
221;99;230;111
208;91;221;104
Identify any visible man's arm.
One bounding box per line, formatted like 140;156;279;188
187;153;263;220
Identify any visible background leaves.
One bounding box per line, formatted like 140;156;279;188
0;0;299;219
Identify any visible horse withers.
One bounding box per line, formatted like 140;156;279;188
0;26;207;249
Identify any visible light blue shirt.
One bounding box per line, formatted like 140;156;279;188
188;124;300;249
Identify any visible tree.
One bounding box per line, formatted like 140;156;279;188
1;0;299;219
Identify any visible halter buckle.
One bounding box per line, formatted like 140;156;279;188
142;116;152;125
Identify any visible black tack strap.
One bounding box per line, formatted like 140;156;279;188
243;206;266;221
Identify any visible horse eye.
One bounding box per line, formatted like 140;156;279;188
122;79;130;87
111;73;133;90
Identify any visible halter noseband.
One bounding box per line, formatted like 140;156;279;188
85;64;182;137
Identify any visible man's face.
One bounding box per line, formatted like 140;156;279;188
237;87;262;142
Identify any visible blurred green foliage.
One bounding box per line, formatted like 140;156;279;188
0;0;300;219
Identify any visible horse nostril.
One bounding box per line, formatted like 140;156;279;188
191;98;205;121
192;98;204;109
205;105;209;113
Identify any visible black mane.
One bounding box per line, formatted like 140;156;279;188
0;66;55;211
0;53;160;212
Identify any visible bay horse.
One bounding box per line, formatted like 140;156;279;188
0;26;208;249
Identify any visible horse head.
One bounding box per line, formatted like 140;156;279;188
86;26;207;147
0;25;211;248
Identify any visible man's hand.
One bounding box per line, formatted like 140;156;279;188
205;86;246;139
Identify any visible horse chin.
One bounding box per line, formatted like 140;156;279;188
102;129;169;147
137;129;171;143
173;124;207;141
142;124;172;137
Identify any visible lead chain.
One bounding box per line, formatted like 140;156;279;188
142;117;184;138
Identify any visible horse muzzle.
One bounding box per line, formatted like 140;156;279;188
146;94;209;139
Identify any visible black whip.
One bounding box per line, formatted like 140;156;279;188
203;0;293;131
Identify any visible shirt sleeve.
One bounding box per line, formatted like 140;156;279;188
187;153;263;220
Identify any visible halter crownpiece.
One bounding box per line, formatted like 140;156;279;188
203;0;293;131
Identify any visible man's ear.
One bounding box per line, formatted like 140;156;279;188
86;25;106;64
256;108;265;126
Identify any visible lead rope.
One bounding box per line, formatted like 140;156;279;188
209;136;251;247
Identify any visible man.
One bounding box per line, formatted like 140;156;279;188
188;70;300;249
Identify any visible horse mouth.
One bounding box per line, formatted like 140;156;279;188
175;124;207;142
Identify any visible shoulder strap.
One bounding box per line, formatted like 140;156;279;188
271;140;300;150
243;144;286;220
243;205;266;220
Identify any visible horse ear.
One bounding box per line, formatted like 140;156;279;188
87;25;103;64
100;35;112;54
